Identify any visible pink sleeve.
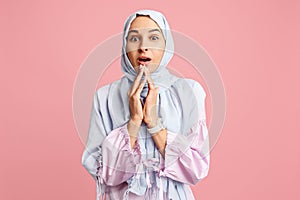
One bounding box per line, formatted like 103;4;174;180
98;123;142;186
159;81;210;185
159;119;210;185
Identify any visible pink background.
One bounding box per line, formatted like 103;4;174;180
1;0;299;199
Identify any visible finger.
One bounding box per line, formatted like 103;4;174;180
134;75;147;96
144;67;155;90
140;98;144;106
129;65;145;96
131;65;144;92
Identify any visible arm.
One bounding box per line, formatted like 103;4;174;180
158;81;210;185
127;118;142;149
160;118;210;185
150;128;167;158
81;90;141;187
99;123;141;185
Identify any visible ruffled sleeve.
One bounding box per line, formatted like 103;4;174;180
99;123;141;185
159;81;210;185
81;88;141;199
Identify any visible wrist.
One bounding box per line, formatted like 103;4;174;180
146;117;158;129
129;118;142;126
147;117;165;135
128;118;142;138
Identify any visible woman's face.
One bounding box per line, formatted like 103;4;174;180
126;16;166;73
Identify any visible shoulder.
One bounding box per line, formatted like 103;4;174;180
95;84;110;96
94;78;124;98
174;78;206;98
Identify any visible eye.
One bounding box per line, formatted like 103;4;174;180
151;35;159;40
128;36;139;42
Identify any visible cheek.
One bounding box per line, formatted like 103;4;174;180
153;49;165;61
126;43;139;53
127;52;134;61
126;52;138;67
152;43;165;51
152;42;165;59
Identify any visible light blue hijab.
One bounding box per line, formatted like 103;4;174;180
121;10;175;84
107;10;199;134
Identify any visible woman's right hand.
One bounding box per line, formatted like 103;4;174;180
127;66;146;127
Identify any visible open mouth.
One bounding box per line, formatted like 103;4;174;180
138;57;151;62
137;56;152;65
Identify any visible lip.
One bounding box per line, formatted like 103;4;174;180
137;56;152;66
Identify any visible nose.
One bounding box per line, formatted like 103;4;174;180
138;47;148;52
138;39;149;52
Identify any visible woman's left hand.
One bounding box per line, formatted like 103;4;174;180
143;67;159;128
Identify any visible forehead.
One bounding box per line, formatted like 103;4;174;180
129;16;161;31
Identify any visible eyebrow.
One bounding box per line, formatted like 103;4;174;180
127;28;161;35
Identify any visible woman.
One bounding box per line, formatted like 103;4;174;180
82;9;210;200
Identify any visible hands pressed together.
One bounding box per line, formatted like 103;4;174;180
127;65;167;155
128;65;159;128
